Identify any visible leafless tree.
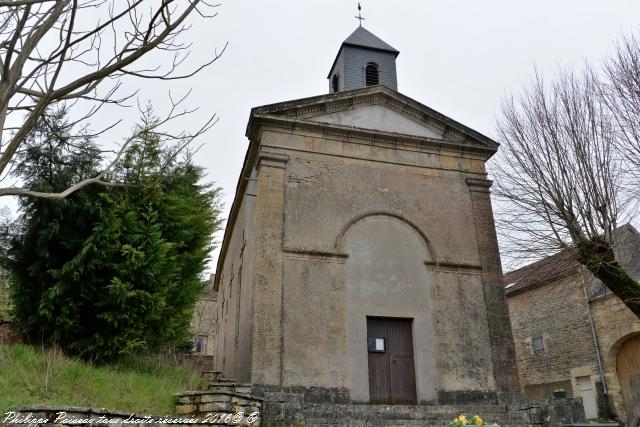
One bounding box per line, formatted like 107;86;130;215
603;33;640;193
494;64;640;318
0;0;226;199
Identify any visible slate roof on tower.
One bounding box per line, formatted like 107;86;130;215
328;26;400;91
342;26;399;55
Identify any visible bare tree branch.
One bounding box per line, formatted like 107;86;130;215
0;0;56;6
494;56;640;317
603;32;640;195
0;0;224;198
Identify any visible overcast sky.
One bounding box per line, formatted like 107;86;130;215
6;1;640;272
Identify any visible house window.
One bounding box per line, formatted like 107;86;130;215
365;63;380;86
532;336;544;352
332;74;339;92
195;335;208;353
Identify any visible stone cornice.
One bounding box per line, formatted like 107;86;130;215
252;114;495;160
425;261;483;275
248;86;499;151
256;151;289;170
466;178;493;193
282;246;348;262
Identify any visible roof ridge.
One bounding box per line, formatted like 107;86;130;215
342;26;399;54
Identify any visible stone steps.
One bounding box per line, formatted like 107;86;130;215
178;381;583;427
263;402;515;426
303;419;448;427
201;370;228;382
175;390;263;425
207;382;252;395
260;400;585;427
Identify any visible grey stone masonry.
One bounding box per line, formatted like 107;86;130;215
6;405;240;426
175;390;263;426
259;398;585;427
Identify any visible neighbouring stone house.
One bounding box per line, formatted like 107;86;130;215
209;25;584;425
504;224;640;425
191;274;218;356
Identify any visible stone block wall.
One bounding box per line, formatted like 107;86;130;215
191;280;218;356
246;127;518;402
213;162;258;384
216;87;522;404
5;406;226;426
258;398;584;427
249;384;584;426
591;293;640;425
506;273;599;401
175;391;262;426
506;235;640;424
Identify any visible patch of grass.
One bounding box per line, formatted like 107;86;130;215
0;344;207;415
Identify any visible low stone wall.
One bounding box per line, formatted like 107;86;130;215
259;397;585;427
248;383;585;426
4;392;581;427
175;391;263;426
5;403;261;426
4;406;197;426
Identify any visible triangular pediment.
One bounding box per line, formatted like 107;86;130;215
247;86;499;152
306;104;444;140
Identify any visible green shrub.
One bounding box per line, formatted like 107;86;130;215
5;108;222;361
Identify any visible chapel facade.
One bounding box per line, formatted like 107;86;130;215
211;25;524;407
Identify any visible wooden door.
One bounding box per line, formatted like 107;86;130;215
367;317;417;404
617;336;640;427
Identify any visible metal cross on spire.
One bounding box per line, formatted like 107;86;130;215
355;3;365;26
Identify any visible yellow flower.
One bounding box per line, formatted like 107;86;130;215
471;415;484;425
457;415;468;425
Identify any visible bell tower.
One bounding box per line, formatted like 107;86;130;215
328;26;399;93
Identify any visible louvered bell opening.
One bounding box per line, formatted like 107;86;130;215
365;63;379;86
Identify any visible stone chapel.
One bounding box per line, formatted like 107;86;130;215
211;25;584;424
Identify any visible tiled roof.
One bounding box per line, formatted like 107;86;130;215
342;26;399;55
503;250;580;295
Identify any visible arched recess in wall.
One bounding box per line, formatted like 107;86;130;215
335;211;435;259
606;332;640;425
339;213;437;404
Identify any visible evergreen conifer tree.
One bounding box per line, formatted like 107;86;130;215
6;108;222;361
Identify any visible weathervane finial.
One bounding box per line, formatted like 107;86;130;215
355;3;365;27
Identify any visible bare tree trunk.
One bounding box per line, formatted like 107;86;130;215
575;238;640;316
